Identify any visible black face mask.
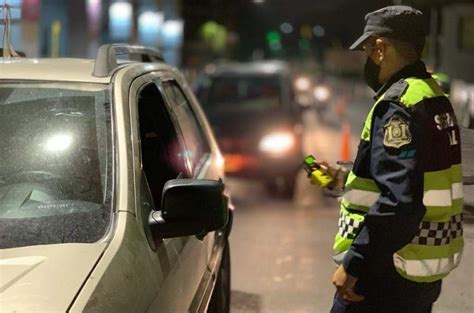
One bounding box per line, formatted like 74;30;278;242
363;57;382;92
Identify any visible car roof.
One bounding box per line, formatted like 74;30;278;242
0;58;111;83
208;60;291;77
0;57;176;84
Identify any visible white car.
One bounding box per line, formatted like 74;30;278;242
0;44;232;313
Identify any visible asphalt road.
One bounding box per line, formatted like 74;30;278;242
229;176;338;313
228;108;474;313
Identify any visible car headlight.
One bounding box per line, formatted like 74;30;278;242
258;131;295;155
294;76;311;92
313;86;330;102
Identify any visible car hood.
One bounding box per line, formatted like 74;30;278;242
0;243;107;313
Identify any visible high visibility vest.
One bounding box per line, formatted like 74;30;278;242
333;77;464;283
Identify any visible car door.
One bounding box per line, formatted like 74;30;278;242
158;76;216;289
159;76;217;255
130;72;214;312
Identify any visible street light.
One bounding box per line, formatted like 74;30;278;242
252;0;265;4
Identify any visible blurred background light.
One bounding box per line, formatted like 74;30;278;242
201;21;227;53
269;41;282;51
22;0;40;22
298;39;311;51
313;25;326;37
162;18;184;65
139;11;164;46
294;76;311;92
313;85;331;102
300;25;313;39
258;131;295;155
86;0;102;35
109;1;132;41
162;19;184;46
280;22;294;34
266;31;281;51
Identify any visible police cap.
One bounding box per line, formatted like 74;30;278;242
350;5;426;50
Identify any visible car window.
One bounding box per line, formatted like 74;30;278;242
203;75;282;112
137;83;189;208
0;82;112;249
139;172;156;249
162;81;210;175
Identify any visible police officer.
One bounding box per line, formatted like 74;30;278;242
314;6;464;313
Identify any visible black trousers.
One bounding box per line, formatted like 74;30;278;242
329;272;442;313
330;292;436;313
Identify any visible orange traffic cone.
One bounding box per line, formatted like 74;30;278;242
340;121;351;161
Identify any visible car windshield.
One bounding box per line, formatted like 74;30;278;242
203;75;282;112
0;82;113;249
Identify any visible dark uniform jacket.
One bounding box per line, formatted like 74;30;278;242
343;61;452;307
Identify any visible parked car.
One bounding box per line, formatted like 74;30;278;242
196;61;304;197
0;44;232;313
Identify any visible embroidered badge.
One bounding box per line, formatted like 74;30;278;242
383;115;411;148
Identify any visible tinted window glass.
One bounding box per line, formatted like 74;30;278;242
140;173;156;249
138;83;189;207
204;75;282;112
0;82;112;249
162;81;210;172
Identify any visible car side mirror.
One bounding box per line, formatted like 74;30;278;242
148;179;229;239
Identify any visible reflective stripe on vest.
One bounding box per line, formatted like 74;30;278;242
423;182;463;207
342;189;380;208
393;251;462;280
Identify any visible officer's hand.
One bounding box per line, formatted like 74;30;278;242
317;161;346;190
332;265;364;302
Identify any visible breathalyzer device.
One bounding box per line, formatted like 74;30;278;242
303;155;334;188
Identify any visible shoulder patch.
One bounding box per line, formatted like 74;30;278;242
383;115;412;149
384;79;408;101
